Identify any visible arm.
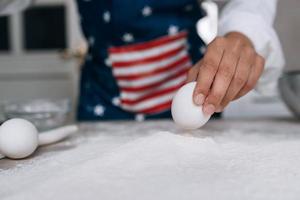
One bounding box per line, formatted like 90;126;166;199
187;0;284;115
218;0;285;95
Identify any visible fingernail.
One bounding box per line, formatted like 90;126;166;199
194;94;205;105
203;104;215;116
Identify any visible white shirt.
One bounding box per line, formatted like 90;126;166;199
218;0;285;95
0;0;284;95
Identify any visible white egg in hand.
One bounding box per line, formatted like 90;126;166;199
171;82;211;129
0;118;38;159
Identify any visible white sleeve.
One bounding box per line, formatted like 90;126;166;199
218;0;285;96
0;0;32;16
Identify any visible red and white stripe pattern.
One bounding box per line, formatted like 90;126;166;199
109;31;192;114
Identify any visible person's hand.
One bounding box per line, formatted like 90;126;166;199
187;32;265;115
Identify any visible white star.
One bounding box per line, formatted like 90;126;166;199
105;57;112;67
184;4;193;11
135;114;145;122
112;97;121;106
199;46;207;54
168;25;179;35
103;11;111;23
88;36;95;46
142;6;152;17
94;105;105;116
122;33;134;42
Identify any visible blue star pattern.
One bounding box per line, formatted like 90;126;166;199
103;11;111;23
76;0;207;121
142;6;152;17
94;105;105;116
112;97;121;106
168;25;179;35
122;33;134;42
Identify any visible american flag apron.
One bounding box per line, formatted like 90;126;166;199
109;32;192;114
76;0;207;120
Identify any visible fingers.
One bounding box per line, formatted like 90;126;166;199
234;54;265;100
202;40;241;115
187;33;265;115
217;47;255;112
193;37;225;105
186;64;199;83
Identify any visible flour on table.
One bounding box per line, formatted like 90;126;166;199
1;120;300;200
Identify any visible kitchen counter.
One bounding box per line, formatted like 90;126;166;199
1;118;300;200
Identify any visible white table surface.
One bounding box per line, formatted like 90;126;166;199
1;118;300;200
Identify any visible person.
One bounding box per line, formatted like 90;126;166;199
0;0;285;121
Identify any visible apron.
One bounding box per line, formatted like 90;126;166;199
76;0;207;121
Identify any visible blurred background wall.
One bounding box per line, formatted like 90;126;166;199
276;0;300;72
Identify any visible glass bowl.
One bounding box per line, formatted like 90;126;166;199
278;71;300;119
2;99;71;131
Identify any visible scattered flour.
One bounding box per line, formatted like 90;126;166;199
1;120;300;200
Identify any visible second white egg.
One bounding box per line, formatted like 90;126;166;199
0;118;38;159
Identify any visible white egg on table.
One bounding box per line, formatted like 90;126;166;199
171;82;211;129
0;118;39;159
